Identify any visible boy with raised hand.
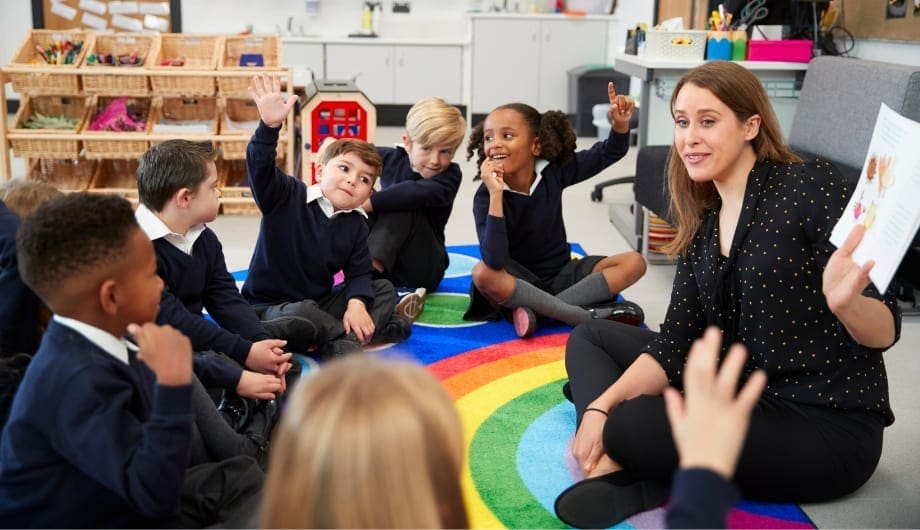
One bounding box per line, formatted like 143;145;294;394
135;140;308;413
363;96;466;321
243;73;411;359
0;193;195;526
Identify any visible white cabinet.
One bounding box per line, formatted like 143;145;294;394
325;43;462;105
471;16;609;115
283;42;325;89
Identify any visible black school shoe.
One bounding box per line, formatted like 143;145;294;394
319;334;364;360
585;300;645;327
262;316;322;353
372;315;413;344
217;390;252;432
245;398;280;470
554;470;670;528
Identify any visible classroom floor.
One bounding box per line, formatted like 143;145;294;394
5;125;918;527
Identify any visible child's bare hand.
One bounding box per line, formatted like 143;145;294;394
237;370;283;400
343;299;375;344
246;339;293;375
480;158;504;194
248;72;299;128
128;323;192;387
607;82;635;133
663;327;766;479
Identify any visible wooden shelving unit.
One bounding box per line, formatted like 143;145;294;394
1;53;295;215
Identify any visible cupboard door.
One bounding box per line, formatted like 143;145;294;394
394;45;462;104
325;44;395;104
471;18;539;114
283;42;325;89
538;19;608;111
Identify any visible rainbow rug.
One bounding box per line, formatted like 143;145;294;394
236;244;816;529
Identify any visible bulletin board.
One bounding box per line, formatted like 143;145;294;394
844;0;920;41
32;0;181;33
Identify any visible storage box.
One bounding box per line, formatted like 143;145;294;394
150;96;219;136
644;30;707;60
218;35;282;96
82;33;159;95
28;157;97;191
747;39;813;63
10;95;90;159
8;29;93;95
87;159;140;206
82;95;154;160
149;34;222;96
218;157;283;215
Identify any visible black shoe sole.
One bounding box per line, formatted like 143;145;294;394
554;471;669;528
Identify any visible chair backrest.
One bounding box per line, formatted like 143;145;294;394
788;56;920;179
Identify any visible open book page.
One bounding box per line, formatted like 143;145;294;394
830;103;920;293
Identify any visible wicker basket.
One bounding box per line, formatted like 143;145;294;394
218;156;285;215
150;96;219;136
82;33;159;95
8;29;92;95
27;157;98;191
148;34;222;95
87;158;140;205
82;95;154;159
219;97;286;159
217;35;282;96
10;95;89;159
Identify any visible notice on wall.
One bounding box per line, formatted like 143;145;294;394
830;103;920;293
38;0;175;32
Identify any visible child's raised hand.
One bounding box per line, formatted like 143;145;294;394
480;157;504;194
663;327;766;479
607;82;635;133
248;72;299;128
128;322;192;387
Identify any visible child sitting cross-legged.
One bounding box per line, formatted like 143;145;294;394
135;139;310;452
242;73;411;359
0;193;262;527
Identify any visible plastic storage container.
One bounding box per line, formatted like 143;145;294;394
747;40;813;63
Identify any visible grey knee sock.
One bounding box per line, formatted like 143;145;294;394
501;279;590;326
556;272;613;306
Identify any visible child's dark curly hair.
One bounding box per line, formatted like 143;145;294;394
17;193;139;302
466;103;577;180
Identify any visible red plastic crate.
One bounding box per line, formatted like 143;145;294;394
747;40;813;63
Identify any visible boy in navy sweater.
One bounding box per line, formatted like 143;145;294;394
135;140;302;405
0;198;43;357
364;97;466;321
243;73;411;358
0;193;196;526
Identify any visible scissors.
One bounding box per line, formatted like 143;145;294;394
737;0;769;29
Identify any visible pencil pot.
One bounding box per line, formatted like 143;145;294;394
706;31;732;61
730;30;748;60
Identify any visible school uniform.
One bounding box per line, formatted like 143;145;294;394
242;122;396;341
465;129;630;319
666;468;739;529
136;205;268;390
368;146;461;291
0;317;194;527
0;200;41;356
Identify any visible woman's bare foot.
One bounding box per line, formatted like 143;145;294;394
586;453;621;478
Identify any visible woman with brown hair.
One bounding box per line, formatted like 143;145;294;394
554;61;901;528
260;355;468;529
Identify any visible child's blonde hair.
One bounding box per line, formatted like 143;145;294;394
319;138;383;180
406;96;467;149
260;355;468;529
0;180;62;218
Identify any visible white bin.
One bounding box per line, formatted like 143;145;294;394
592;103;610;141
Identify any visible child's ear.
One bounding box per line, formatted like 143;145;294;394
175;188;194;208
401;133;412;151
531;136;542;157
98;279;119;316
314;163;324;182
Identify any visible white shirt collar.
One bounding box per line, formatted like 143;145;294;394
503;158;549;196
135;204;206;256
53;315;134;365
306;184;368;219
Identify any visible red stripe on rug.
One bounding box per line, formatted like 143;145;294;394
427;333;568;381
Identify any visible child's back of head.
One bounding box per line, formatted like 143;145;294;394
137;139;218;211
17;193;140;310
261;355;468;529
406;96;467;150
0;180;63;218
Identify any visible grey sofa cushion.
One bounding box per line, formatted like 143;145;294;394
789;56;920;179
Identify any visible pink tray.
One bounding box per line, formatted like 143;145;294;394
747;40;812;62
